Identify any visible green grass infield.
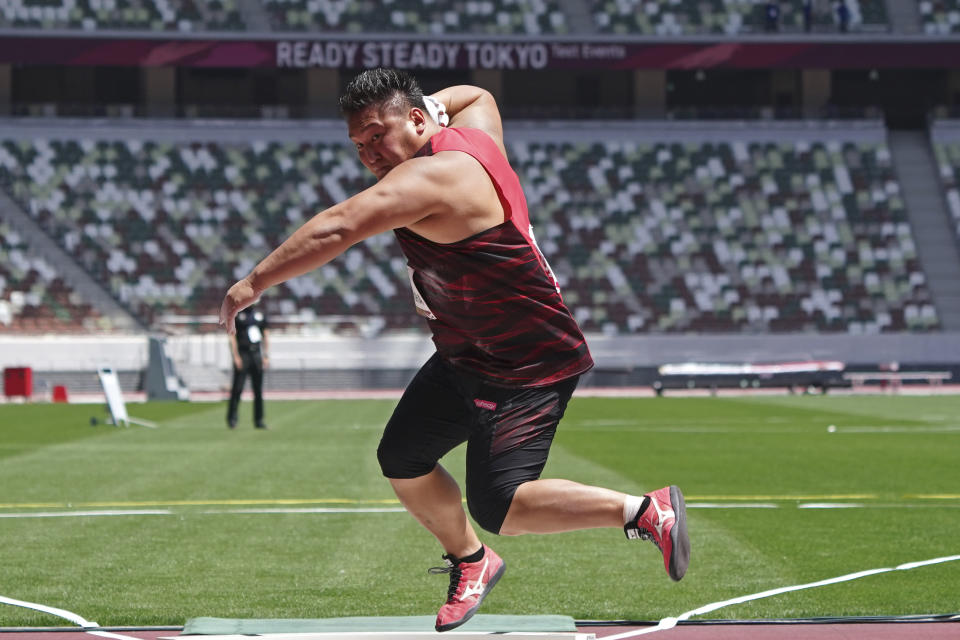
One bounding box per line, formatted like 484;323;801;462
1;394;958;627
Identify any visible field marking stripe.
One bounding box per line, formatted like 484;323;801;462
603;553;960;639
157;634;592;639
87;631;145;640
4;495;960;513
0;593;96;627
690;494;878;501
202;507;408;514
7;503;960;520
0;498;403;509
0;509;173;518
797;503;864;509
689;503;779;509
0;595;151;640
0;494;892;509
0;507;409;519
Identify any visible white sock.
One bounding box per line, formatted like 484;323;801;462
622;494;646;525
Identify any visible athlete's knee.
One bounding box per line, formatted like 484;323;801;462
466;485;515;535
376;438;433;479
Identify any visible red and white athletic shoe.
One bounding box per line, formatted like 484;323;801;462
625;485;690;581
430;544;506;632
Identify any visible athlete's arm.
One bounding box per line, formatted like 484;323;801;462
219;156;452;332
228;331;242;368
429;85;506;157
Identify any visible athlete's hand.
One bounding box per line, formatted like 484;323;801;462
219;278;260;335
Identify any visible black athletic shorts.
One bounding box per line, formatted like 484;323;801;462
377;352;580;533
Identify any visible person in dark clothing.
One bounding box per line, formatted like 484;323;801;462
836;0;850;32
765;1;780;32
226;304;269;429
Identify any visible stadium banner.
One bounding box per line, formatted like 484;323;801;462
2;36;960;69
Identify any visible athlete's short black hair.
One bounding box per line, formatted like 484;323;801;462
339;67;426;118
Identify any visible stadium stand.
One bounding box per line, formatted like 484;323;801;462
919;0;960;34
933;125;960;245
0;0;915;34
0;217;102;332
0;119;941;335
0;0;908;34
0;0;244;31
589;0;889;35
263;0;569;34
513;130;935;334
0;133;412;330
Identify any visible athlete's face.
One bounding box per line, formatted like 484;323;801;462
347;102;428;180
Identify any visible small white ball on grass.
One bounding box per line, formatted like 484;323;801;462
827;424;837;433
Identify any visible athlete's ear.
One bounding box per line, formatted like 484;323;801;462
410;106;429;134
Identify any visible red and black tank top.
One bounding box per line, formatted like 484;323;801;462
394;126;593;387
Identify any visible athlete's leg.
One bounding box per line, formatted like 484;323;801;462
226;360;247;426
390;465;482;559
378;354;481;558
463;375;637;535
250;352;265;426
499;479;626;535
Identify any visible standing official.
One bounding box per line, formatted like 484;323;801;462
227;304;269;429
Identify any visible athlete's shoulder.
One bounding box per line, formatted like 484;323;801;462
401;145;480;180
434;126;506;158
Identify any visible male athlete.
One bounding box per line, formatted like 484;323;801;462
220;68;689;632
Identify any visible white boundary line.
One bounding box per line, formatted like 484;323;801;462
0;509;173;518
0;594;96;627
603;553;960;639
6;502;960;520
87;631;151;640
159;634;590;640
0;507;408;519
0;594;146;640
5;556;960;640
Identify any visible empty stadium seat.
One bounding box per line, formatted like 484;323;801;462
514;135;935;333
263;0;568;34
0;136;415;329
0;125;940;335
590;0;888;35
920;0;960;34
0;0;244;31
0;219;103;332
933;136;960;246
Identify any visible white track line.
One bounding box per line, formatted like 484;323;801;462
6;501;960;519
202;507;408;515
0;509;172;518
602;553;960;639
0;594;144;640
0;594;96;627
0;507;408;519
87;631;148;640
688;503;779;509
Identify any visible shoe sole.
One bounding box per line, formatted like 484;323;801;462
668;485;690;581
435;560;506;633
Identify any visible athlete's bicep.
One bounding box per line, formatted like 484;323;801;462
340;159;448;240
